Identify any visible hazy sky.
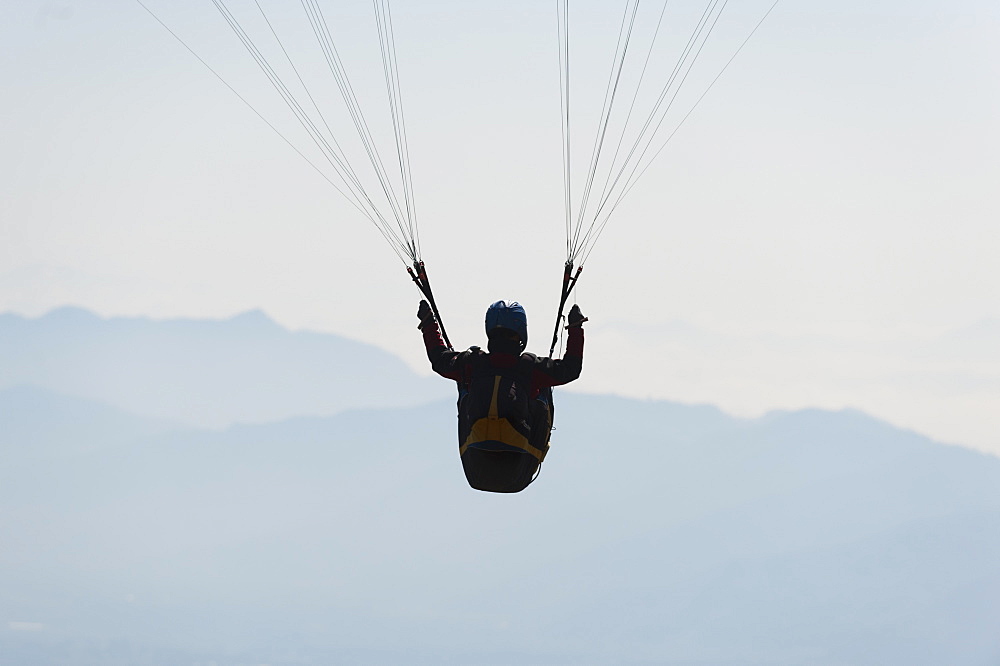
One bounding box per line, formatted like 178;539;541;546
2;1;998;451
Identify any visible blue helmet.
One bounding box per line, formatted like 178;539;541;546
485;301;527;346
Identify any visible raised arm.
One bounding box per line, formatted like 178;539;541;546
530;304;586;388
418;300;467;381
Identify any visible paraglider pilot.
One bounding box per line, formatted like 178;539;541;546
418;299;586;493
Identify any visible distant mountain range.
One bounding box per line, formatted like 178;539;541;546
2;369;999;664
0;306;450;427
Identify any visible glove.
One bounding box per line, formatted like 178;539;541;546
417;300;434;329
567;304;588;328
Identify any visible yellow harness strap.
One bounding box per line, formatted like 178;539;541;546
460;376;546;461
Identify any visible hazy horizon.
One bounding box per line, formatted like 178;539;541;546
5;303;998;456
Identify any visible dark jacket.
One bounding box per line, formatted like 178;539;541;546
421;320;584;396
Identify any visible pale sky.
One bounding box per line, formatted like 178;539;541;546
2;1;999;452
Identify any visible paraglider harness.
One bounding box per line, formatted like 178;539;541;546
409;260;579;493
454;353;554;493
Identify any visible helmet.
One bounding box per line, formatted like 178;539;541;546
485;301;527;347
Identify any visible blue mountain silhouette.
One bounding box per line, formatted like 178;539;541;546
0;307;449;427
2;379;998;665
